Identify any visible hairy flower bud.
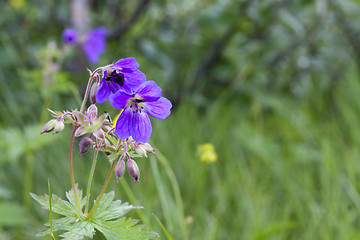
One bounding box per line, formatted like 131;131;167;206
79;137;93;156
134;145;147;157
90;81;99;104
87;104;98;121
134;143;156;158
127;159;140;184
115;159;125;183
41;119;57;134
41;118;65;134
52;120;65;134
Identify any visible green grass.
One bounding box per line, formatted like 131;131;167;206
3;72;360;239
2;71;360;239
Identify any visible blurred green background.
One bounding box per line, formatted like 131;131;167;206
2;0;360;239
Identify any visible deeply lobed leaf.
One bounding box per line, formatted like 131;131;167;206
32;187;158;239
92;218;159;240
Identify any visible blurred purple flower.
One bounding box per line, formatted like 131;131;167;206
109;80;172;143
83;27;107;64
62;27;107;64
95;57;146;103
62;28;78;45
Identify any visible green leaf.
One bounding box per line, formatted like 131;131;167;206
30;193;75;217
65;185;86;216
91;191;141;222
35;217;78;237
59;221;95;240
32;187;158;239
91;191;115;218
92;218;159;240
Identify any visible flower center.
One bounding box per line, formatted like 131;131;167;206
105;70;124;86
128;97;145;113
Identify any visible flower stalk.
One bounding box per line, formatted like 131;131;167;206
69;125;83;214
80;67;102;113
86;159;117;219
84;147;99;215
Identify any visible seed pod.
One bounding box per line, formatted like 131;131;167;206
79;137;93;156
127;159;140;184
115;159;125;183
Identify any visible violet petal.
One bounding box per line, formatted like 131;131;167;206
109;90;132;109
135;81;162;102
95;80;111;103
129;111;152;143
123;70;146;90
113;57;139;72
145;97;172;119
114;108;131;139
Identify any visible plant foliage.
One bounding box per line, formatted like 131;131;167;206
31;186;159;240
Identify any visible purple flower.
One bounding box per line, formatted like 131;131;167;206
62;27;107;64
83;27;107;64
63;28;78;45
109;80;172;143
95;57;146;103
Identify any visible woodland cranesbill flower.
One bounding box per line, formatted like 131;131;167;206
109;80;172;143
62;27;107;64
83;27;107;64
62;28;78;45
95;57;146;103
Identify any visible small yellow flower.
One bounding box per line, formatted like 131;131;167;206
197;143;217;163
185;216;194;224
10;0;25;8
111;110;123;128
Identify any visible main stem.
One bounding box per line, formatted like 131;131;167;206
69;125;83;214
84;148;99;215
86;159;117;219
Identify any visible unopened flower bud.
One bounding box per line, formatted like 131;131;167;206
52;120;65;134
87;104;98;121
41;119;57;134
134;143;156;158
115;159;125;183
79;137;93;156
134;145;147;157
127;159;140;184
90;81;99;104
41;118;65;134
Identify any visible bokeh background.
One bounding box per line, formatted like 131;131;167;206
1;0;360;239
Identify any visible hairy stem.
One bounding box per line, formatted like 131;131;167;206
80;68;102;113
84;148;99;215
69;125;83;214
80;75;94;113
87;159;117;219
